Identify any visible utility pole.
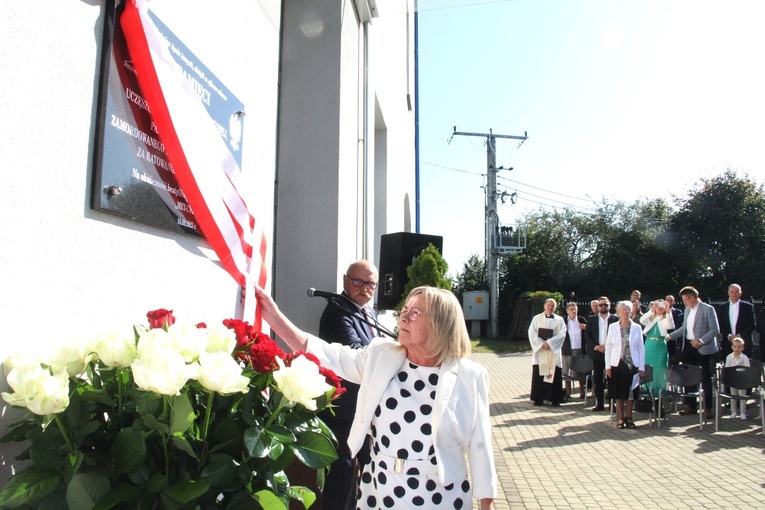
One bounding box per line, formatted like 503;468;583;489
452;127;528;338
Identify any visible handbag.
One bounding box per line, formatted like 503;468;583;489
634;397;653;413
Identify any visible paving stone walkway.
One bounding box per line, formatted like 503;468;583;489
472;352;765;510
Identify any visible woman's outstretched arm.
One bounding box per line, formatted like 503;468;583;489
254;284;308;353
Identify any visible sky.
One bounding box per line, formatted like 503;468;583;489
414;0;765;275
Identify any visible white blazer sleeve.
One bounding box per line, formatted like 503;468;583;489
469;366;498;499
604;322;618;367
639;312;654;327
306;335;366;384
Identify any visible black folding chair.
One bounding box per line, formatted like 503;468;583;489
561;355;593;406
714;365;765;432
658;364;705;429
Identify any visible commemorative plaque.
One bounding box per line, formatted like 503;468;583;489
92;0;245;236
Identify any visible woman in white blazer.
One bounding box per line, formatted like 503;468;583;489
605;300;646;429
255;285;497;510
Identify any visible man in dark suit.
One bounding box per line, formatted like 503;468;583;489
717;283;757;359
585;296;618;411
667;286;720;419
318;259;380;510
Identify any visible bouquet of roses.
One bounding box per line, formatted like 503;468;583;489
0;309;343;509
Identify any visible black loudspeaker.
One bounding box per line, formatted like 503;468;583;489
377;232;444;310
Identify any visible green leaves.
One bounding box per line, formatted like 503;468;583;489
90;484;141;510
163;479;211;503
289;431;338;469
168;394;194;436
0;469;59;508
65;473;110;509
1;313;342;509
110;429;146;474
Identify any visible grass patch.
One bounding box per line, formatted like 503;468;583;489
470;337;530;354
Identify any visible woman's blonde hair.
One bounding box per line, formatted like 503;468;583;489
405;286;471;364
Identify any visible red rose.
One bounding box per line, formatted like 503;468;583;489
249;334;286;373
147;309;176;329
223;318;256;348
321;367;345;399
196;322;207;329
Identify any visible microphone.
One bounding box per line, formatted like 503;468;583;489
307;288;342;299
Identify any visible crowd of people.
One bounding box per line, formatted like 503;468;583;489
252;268;760;507
528;284;762;425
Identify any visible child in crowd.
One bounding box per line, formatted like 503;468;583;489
725;336;750;419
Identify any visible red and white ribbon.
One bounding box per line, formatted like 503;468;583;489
121;0;267;325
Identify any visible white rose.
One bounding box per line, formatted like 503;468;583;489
93;329;137;368
132;331;199;395
197;352;249;395
137;328;173;354
1;364;70;416
204;326;237;355
47;340;92;378
272;356;331;411
3;352;42;374
167;323;209;363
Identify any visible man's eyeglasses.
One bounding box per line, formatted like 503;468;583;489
344;274;378;290
598;303;609;307
396;306;428;322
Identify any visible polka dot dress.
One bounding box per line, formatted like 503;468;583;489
356;359;471;509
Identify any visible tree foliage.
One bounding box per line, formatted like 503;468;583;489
452;254;487;299
670;170;765;298
398;244;452;308
525;290;565;315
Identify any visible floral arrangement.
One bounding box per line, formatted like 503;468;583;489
0;309;343;509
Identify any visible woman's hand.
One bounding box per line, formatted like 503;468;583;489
253;284;279;320
606;368;612;378
638;370;645;378
252;283;308;352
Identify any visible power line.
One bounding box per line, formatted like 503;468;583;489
497;183;598;213
513;194;596;215
421;159;599;210
497;173;595;203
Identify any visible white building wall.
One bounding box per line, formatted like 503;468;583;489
0;0;281;482
371;2;417;245
274;0;416;333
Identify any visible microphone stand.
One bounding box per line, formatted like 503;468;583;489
324;295;398;339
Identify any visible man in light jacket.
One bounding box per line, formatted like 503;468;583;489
667;286;720;419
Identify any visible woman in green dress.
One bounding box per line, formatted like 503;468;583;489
639;300;675;394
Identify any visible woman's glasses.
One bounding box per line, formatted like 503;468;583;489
396;306;428;322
